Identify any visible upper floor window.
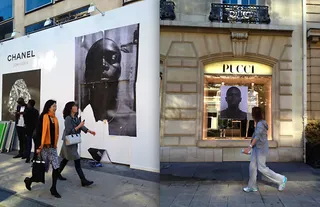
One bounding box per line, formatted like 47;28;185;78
25;5;89;35
222;0;257;4
0;20;13;41
25;20;53;35
25;0;63;13
0;0;13;22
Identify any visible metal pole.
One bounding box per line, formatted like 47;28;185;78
302;0;307;163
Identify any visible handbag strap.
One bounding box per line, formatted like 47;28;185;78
71;116;81;135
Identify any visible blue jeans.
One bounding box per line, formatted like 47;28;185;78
248;146;285;188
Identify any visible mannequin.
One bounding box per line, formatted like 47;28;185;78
247;83;259;118
216;82;224;112
216;82;224;97
246;83;259;137
217;82;226;137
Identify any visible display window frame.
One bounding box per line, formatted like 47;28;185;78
201;60;274;141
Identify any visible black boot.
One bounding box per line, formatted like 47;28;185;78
58;159;68;180
50;169;61;198
75;159;93;187
13;154;22;158
24;177;32;191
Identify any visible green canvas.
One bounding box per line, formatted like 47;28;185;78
0;123;8;149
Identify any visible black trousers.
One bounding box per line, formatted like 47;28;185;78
16;126;26;156
25;128;34;158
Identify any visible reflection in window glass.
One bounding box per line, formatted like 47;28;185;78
25;20;53;35
250;0;257;4
25;0;52;13
55;6;90;24
222;0;257;4
0;20;13;41
203;75;272;140
223;0;238;4
0;0;13;22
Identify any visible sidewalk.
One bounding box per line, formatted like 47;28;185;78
160;162;320;207
0;153;159;207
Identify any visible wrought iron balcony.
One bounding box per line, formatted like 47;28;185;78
209;3;270;24
160;0;176;20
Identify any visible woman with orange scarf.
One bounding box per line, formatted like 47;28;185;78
24;100;62;198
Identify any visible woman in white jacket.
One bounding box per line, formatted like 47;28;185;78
243;107;287;192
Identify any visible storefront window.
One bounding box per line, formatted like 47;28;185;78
203;61;272;140
0;0;13;22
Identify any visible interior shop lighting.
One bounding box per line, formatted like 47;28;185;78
88;3;105;16
11;30;22;38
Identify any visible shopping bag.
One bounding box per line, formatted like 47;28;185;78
88;148;112;164
31;155;45;183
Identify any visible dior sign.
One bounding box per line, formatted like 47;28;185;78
223;64;255;74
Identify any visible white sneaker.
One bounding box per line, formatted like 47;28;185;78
243;187;258;192
278;176;287;191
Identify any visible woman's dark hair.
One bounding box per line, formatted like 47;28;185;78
63;101;76;119
252;107;264;122
41;100;56;116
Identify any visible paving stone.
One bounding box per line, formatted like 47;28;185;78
160;162;320;207
189;200;210;207
170;193;194;206
208;202;228;207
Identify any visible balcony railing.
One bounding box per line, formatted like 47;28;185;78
160;0;176;20
209;3;271;24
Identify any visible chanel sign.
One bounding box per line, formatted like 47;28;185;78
7;50;35;62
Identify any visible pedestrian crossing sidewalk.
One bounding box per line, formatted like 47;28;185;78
0;154;158;207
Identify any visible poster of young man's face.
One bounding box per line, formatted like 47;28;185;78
74;24;139;137
220;86;248;120
2;69;41;121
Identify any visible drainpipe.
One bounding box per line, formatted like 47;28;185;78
302;0;307;163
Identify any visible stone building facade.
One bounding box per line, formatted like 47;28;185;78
307;0;320;120
160;0;304;162
0;0;142;41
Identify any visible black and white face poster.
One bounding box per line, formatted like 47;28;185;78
220;86;248;120
2;69;41;121
74;24;139;137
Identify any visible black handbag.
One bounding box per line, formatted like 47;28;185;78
31;154;45;183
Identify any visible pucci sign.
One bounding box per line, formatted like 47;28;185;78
204;61;272;76
7;50;35;62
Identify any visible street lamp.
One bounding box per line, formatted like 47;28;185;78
88;3;105;16
11;30;22;38
44;18;53;27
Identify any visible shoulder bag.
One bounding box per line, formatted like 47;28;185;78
65;116;82;146
65;133;81;146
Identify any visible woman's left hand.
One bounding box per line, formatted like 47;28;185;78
89;130;96;136
244;147;251;154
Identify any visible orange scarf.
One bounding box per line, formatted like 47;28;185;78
39;112;59;149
